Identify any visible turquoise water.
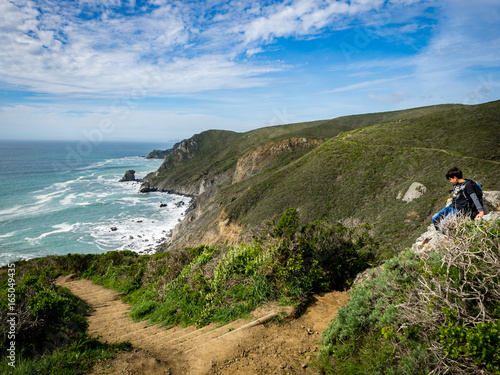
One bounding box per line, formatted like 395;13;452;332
0;140;190;266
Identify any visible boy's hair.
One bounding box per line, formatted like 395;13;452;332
446;167;463;180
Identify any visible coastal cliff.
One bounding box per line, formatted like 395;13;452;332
144;100;500;254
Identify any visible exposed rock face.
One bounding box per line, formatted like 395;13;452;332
120;170;138;182
143;136;210;196
233;138;324;184
397;182;428;202
412;190;499;255
139;181;158;193
483;191;500;212
153;138;326;252
156;137;200;170
146;150;170;159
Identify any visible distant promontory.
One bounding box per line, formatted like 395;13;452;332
146;140;184;159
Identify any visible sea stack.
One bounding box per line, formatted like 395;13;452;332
120;170;137;182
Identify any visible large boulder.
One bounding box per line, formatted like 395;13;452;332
483;191;500;213
120;170;137;182
397;182;428;203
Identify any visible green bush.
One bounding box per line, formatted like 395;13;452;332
440;311;500;374
0;269;90;358
318;219;500;375
123;209;376;328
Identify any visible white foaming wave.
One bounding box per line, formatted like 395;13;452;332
53;176;85;189
33;176;85;195
0;252;43;267
84;194;192;255
60;193;76;205
0;202;52;222
77;158;117;171
77;156;150;172
32;176;88;205
34;189;68;204
26;223;79;244
0;230;20;239
120;197;142;205
0;205;23;216
75;202;92;206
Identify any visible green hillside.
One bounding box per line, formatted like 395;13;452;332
2;100;499;374
149;100;500;255
147;103;464;193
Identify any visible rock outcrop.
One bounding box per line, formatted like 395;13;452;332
412;190;500;254
120;170;140;182
139;181;158;193
146;140;184;159
233;138;324;184
397;182;428;202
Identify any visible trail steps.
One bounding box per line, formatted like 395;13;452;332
54;274;297;374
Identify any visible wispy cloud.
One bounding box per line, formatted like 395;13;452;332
0;0;429;97
325;75;414;93
1;0;499;141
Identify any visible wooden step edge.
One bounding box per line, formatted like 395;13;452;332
134;325;195;344
185;312;278;355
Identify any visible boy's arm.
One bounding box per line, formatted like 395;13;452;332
465;182;484;218
470;192;484;218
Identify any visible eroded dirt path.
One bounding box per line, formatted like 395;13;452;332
55;274;348;375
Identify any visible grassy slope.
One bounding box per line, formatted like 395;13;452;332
150;104;464;192
217;101;500;254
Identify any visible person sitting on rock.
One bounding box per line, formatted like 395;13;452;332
432;167;484;230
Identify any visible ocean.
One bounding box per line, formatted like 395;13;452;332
0;140;191;267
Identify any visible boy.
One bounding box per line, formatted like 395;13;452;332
432;167;484;230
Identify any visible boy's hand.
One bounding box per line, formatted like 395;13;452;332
475;211;484;219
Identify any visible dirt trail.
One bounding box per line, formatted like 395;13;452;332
55;274;349;375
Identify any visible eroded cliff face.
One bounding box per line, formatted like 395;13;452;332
156;137;324;251
233;138;324;184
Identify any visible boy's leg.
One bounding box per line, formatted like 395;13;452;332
432;206;458;230
432;207;447;230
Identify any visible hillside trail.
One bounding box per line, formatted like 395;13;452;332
55;274;349;375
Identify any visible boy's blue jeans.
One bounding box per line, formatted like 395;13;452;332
432;206;459;230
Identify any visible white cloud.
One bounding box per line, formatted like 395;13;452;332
0;0;419;98
0;1;288;96
240;0;388;44
1;0;499;143
325;75;414;93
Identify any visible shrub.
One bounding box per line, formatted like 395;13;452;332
319;218;500;375
0;268;90;358
265;209;377;299
400;218;500;374
125;208;376;328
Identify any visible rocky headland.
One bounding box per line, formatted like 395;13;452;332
145;140;185;159
136;101;500;257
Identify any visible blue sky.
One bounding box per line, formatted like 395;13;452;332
1;0;499;142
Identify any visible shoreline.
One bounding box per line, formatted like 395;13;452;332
0;191;193;267
137;184;196;255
